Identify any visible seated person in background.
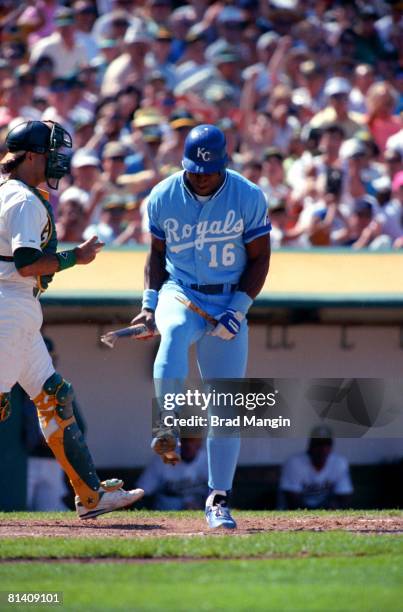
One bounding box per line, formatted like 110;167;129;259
278;426;353;510
137;438;208;510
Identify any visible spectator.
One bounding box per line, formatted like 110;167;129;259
137;438;208;510
310;77;363;139
349;64;375;114
73;1;99;62
147;27;177;91
259;147;289;209
278;426;353;510
41;77;75;135
71;150;102;201
30;7;89;77
158;109;197;168
56;190;88;243
101;23;151;96
0;0;400;253
366;82;402;154
83;194;129;244
373;170;403;248
384;148;403;181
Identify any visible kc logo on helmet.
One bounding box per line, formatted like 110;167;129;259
196;147;211;161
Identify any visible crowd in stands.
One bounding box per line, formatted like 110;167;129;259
0;0;402;248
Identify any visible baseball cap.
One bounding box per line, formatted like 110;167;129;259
371;176;391;194
392;171;403;192
384;148;402;163
212;51;240;66
186;24;208;43
102;194;128;210
99;38;119;49
55;7;75;27
170;109;197;130
71;150;100;169
146;70;166;84
132;107;164;128
263;147;284;161
142;125;163;143
59;186;90;208
102;141;128;159
217;6;245;23
256;31;280;50
124;25;151;45
205;82;236;104
324;77;351;98
354;197;374;215
50;77;73;93
340;138;366;160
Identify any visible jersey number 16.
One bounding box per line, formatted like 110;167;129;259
208;243;235;268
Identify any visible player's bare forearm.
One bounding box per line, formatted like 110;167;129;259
16;237;104;277
131;236;167;330
145;236;168;291
17;252;61;277
238;235;271;299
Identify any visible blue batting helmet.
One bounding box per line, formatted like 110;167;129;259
182;124;228;174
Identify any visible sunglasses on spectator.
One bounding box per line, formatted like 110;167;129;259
107;156;125;162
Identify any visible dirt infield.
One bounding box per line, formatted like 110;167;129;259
1;514;402;538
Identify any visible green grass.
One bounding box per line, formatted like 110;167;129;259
0;531;403;560
1;511;402;611
1;557;402;612
1;509;402;521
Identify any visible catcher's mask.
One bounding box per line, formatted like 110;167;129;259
45;122;73;189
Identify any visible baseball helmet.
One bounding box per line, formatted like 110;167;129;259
182;124;228;174
3;120;72;189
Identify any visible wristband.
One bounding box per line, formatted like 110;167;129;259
56;250;77;271
228;291;253;315
142;288;158;311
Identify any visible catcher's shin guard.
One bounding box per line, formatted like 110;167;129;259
0;392;11;422
33;373;101;509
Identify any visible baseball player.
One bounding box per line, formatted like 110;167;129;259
0;120;143;518
132;124;271;528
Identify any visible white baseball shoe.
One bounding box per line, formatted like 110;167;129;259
75;479;144;519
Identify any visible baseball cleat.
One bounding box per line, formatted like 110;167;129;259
205;492;237;529
75;480;144;519
151;426;181;465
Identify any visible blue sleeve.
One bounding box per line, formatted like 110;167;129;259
147;192;165;240
243;188;272;244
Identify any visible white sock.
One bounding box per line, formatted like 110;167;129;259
206;489;226;507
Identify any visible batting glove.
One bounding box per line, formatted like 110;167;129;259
209;309;244;341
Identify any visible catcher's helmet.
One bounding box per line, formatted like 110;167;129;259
6;121;53;154
182;124;228;174
3;120;72;189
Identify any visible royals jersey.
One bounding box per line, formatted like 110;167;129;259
148;170;271;286
0;179;51;288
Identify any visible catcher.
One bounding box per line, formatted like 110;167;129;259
0;120;143;518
